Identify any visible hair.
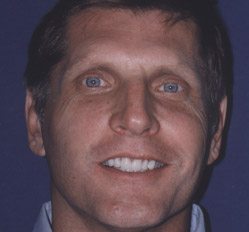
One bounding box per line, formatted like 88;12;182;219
24;0;232;136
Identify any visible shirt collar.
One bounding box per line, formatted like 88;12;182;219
32;202;52;232
190;204;206;232
33;202;205;232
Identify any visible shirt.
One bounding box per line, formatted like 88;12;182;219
33;202;205;232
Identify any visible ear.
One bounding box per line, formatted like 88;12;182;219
207;96;227;165
25;90;46;157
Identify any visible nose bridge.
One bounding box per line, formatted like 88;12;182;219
125;80;148;117
110;80;159;136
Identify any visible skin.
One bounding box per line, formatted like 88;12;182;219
26;9;227;232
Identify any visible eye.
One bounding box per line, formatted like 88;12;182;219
77;71;113;94
83;76;104;88
159;82;183;93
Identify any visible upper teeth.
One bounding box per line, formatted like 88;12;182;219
103;157;164;173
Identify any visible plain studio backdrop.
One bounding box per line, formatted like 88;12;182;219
0;1;248;231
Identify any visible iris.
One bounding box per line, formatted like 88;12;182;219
164;83;179;93
85;77;101;87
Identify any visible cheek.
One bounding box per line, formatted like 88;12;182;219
155;106;207;207
43;94;115;178
43;97;113;206
48;94;113;145
158;102;207;176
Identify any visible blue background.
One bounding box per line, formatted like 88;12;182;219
0;1;248;231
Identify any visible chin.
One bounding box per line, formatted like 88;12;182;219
95;203;166;231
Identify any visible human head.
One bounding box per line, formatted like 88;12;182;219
25;0;231;231
25;0;231;136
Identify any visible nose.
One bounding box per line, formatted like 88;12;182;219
109;82;160;136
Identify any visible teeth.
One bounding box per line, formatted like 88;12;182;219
148;160;156;170
132;159;142;172
114;158;121;168
103;157;164;173
141;160;148;171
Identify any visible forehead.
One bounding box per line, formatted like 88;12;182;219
65;8;199;59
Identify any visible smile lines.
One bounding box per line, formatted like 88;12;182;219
102;157;165;173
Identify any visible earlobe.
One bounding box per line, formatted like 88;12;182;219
25;90;46;157
207;96;227;165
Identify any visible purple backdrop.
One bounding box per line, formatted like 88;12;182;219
0;1;248;231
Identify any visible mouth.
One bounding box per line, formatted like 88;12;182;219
102;157;165;173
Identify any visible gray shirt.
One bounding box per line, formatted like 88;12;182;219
33;202;205;232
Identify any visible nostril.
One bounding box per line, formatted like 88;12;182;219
109;109;160;137
115;125;127;135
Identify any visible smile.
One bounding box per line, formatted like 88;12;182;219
102;157;165;173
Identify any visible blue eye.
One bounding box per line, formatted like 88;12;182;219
85;76;101;88
163;83;180;93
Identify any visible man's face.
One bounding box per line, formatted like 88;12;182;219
26;9;226;231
